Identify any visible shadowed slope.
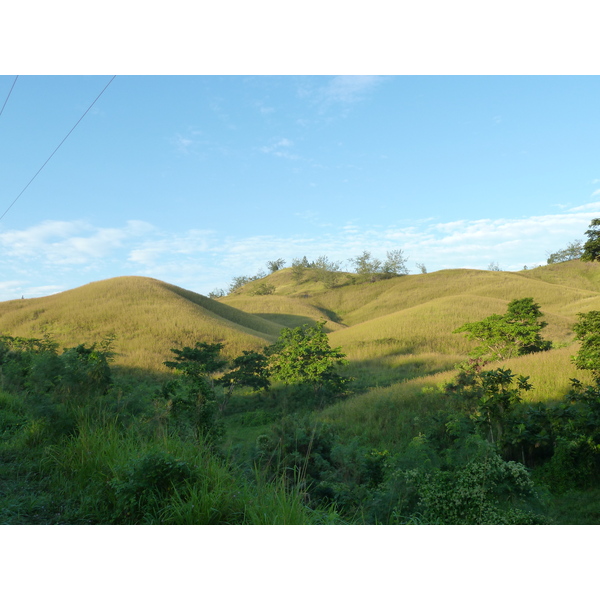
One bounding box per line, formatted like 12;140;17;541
219;294;346;332
0;276;280;372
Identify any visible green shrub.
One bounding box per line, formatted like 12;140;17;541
250;283;276;296
110;451;198;523
413;452;546;524
535;437;600;494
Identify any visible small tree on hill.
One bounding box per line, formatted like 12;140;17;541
313;256;342;289
229;276;252;294
291;258;306;284
351;251;382;281
454;298;552;361
267;321;350;399
250;282;275;296
382;249;409;276
581;218;600;263
547;240;583;264
267;258;286;273
218;350;270;395
351;249;409;282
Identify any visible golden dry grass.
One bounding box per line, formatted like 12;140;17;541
321;344;594;446
219;293;346;332
1;261;599;378
0;276;280;372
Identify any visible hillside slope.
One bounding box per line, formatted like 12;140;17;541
1;261;599;374
221;262;600;353
0;276;282;372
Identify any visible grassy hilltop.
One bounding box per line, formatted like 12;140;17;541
2;261;600;383
0;276;280;373
221;262;600;396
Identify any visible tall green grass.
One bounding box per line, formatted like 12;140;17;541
33;413;325;524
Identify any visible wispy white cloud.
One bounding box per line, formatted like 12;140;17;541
0;208;597;302
322;76;384;104
128;229;216;266
255;101;275;115
297;76;385;116
566;201;600;213
294;210;320;222
0;220;155;267
172;133;195;153
260;137;299;160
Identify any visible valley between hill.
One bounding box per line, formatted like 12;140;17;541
3;260;600;373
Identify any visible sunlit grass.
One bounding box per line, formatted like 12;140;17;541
488;343;595;403
220;293;346;331
2;261;600;381
0;276;280;373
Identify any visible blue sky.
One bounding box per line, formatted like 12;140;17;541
1;75;599;301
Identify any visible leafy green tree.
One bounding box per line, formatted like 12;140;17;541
572;311;600;382
313;256;342;289
581;218;600;262
266;258;286;273
218;350;270;395
454;297;552;361
164;341;227;378
59;343;113;397
443;361;534;446
547;240;583;264
351;251;382;281
163;342;227;443
382;249;409;276
411;451;543;524
267;321;349;397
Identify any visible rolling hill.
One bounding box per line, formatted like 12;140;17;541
1;261;600;381
0;276;282;372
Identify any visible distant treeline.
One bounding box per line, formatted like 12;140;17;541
209;249;413;298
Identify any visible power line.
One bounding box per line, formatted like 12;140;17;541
0;75;18;118
0;75;116;223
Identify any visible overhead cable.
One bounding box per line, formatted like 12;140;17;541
0;75;116;223
0;75;18;119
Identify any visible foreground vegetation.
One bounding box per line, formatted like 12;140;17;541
2;250;600;524
1;303;600;524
